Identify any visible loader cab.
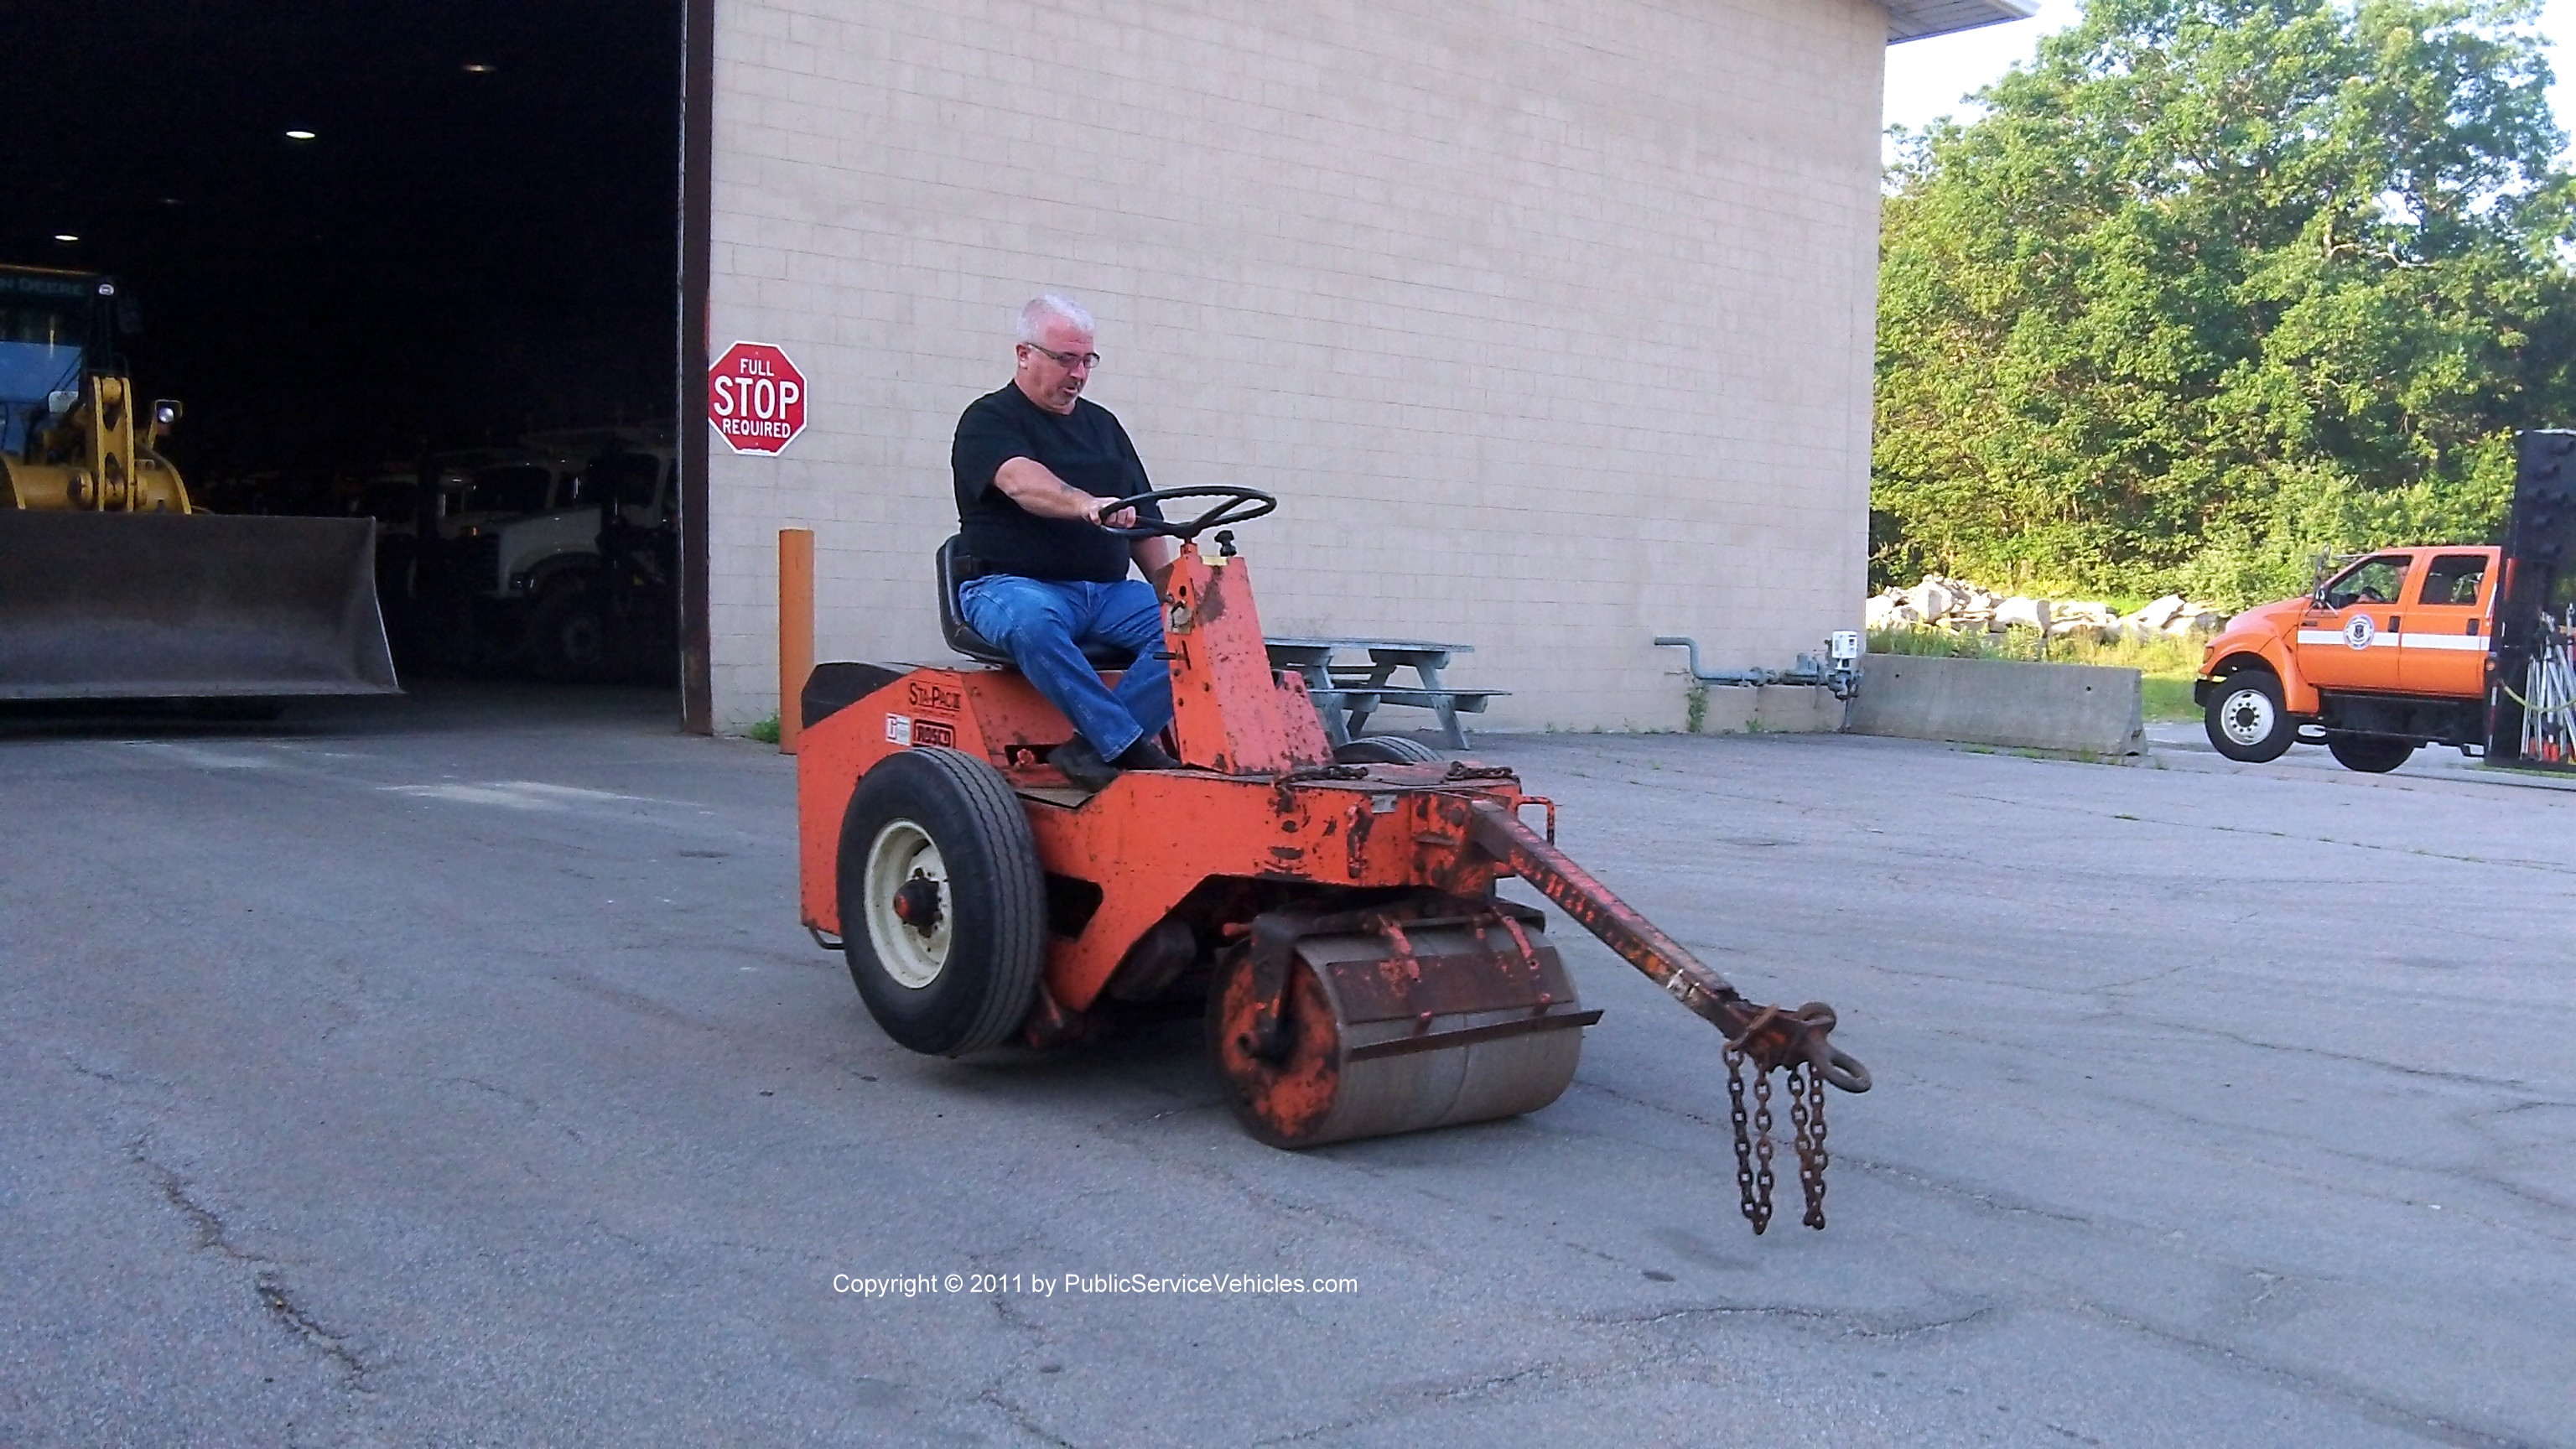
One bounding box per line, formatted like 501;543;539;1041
0;267;113;455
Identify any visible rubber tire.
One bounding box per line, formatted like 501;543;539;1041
1332;735;1443;766
527;586;614;683
2205;670;2294;762
2325;733;2415;774
839;747;1048;1055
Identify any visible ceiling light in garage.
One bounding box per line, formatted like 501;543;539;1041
53;233;78;242
285;128;317;141
461;61;496;74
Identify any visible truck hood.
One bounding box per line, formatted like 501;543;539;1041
2228;597;2307;632
2199;595;2303;673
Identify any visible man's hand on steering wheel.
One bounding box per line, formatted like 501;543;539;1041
1094;486;1279;540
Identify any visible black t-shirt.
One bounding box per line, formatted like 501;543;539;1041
950;384;1163;583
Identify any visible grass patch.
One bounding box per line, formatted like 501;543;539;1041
1869;626;2204;721
2141;675;2199;722
747;714;782;745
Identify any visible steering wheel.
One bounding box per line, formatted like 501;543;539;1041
1097;486;1277;541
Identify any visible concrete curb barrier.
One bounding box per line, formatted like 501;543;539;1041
1847;655;2145;758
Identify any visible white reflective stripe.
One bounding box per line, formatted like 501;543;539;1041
2397;633;2487;652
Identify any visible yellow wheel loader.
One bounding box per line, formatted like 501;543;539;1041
0;265;396;704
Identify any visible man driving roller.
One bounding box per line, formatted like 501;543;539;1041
951;295;1180;791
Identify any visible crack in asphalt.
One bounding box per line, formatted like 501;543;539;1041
257;1271;373;1393
443;1075;543;1114
552;970;723;1034
2073;1300;2544;1449
1830;1154;2096;1225
141;1151;262;1261
2153;1017;2545;1092
1245;1360;1591;1446
136;1149;374;1392
973;1386;1079;1448
1587;1299;1999;1340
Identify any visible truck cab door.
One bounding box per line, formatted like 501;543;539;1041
2396;550;2496;696
2297;553;2413;691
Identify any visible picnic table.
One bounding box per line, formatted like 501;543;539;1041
1262;636;1506;749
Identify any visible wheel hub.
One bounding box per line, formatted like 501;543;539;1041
861;819;951;989
891;875;943;935
2222;688;2273;745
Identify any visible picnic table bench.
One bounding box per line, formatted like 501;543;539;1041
1263;636;1506;749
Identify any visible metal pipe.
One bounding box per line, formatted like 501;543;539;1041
1654;635;1862;700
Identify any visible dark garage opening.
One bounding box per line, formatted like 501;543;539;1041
2;2;687;714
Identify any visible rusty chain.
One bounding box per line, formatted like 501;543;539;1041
1722;1042;1767;1233
1750;1059;1777;1233
1789;1060;1829;1230
1727;1031;1839;1235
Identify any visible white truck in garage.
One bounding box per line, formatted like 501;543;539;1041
459;427;675;682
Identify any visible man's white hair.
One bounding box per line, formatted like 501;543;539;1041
1016;293;1094;344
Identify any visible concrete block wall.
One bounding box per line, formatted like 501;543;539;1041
706;0;1887;734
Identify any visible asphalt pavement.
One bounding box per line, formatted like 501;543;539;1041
3;685;2570;1447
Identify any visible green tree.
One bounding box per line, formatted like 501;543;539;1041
1874;0;2576;605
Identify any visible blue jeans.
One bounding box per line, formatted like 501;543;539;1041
958;574;1171;757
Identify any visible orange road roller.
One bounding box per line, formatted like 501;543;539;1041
796;489;1869;1233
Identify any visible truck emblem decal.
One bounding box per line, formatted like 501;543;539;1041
2344;615;2376;650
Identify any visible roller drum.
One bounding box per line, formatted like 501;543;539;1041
1210;921;1592;1149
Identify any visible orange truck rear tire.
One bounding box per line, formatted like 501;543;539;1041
2324;733;2414;773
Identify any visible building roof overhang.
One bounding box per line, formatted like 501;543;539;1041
1887;0;2039;44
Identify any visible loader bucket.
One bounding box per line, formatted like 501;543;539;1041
0;512;399;701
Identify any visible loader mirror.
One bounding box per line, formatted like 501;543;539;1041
44;389;76;416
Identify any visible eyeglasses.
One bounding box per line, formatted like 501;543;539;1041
1023;343;1099;370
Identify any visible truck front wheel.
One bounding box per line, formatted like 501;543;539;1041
2205;671;2295;762
2325;734;2414;773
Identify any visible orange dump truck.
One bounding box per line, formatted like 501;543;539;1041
2196;432;2576;773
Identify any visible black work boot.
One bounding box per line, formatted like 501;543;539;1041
1047;739;1120;792
1113;737;1179;771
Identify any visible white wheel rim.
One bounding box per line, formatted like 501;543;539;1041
2220;687;2275;747
863;819;950;989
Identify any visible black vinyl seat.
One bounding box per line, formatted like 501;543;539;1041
937;535;1135;670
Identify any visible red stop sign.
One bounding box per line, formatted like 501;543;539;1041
708;340;808;454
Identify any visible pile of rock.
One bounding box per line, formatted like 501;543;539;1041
1864;575;2228;644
